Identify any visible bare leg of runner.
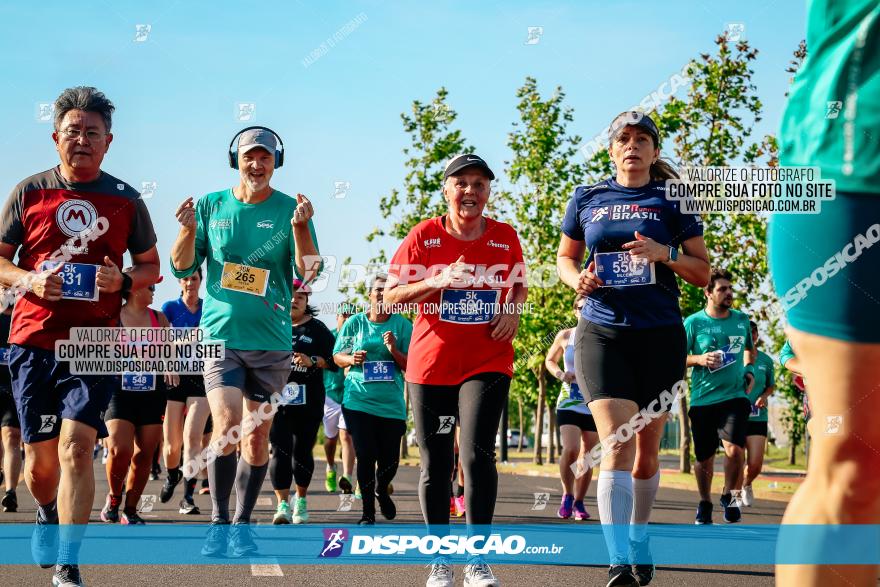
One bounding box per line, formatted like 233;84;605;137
776;331;880;585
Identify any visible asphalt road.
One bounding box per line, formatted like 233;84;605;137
0;457;785;586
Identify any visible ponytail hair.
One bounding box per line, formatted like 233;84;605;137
650;157;679;181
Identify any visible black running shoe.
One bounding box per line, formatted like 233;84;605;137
338;475;353;494
2;490;17;513
52;563;84;587
32;510;58;568
607;564;639;587
100;494;121;523
230;523;258;558
201;521;230;557
121;509;146;525
160;474;181;503
376;492;396;520
694;500;713;525
357;515;375;526
720;493;742;523
179;497;200;515
629;538;655;585
150;462;161;481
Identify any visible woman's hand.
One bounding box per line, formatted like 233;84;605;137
622;231;669;263
577;260;604;296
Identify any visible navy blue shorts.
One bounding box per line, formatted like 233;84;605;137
10;344;116;443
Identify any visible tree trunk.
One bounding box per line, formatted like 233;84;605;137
788;441;797;466
533;368;546;465
547;403;556;464
517;397;524;452
400;382;409;459
678;394;691;473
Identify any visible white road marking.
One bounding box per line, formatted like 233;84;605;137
251;558;283;576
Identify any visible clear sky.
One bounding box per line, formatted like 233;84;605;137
0;0;807;325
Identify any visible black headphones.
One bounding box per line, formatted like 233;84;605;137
228;126;285;169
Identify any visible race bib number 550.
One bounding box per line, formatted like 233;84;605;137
220;262;269;297
595;252;655;287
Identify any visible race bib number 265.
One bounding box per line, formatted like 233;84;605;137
220;262;269;297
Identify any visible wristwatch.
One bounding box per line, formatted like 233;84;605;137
667;246;679;263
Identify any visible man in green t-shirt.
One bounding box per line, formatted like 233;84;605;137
741;320;775;507
322;303;357;494
684;268;755;525
170;127;320;558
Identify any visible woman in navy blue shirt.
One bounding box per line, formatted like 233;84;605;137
556;112;710;587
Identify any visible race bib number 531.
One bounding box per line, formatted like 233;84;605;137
39;261;99;301
220;262;269;297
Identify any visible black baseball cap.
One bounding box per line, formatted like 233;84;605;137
443;154;495;181
609;111;660;144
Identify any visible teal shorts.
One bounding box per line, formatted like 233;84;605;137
769;192;880;343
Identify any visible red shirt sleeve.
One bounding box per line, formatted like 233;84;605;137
388;221;426;287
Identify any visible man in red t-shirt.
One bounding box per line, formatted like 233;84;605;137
0;87;159;587
384;153;527;587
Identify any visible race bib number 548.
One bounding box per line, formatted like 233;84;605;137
220;262;269;297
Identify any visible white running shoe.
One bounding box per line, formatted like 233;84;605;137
464;557;500;586
425;556;454;587
742;485;754;507
292;496;309;524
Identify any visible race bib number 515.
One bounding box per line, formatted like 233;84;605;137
220;262;269;297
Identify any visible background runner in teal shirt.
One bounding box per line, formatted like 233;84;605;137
333;312;412;421
684;270;756;525
745;351;775;423
685;308;754;407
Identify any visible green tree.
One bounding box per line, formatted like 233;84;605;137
497;77;585;465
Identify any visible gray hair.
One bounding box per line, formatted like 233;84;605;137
54;86;115;132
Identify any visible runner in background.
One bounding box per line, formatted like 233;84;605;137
450;426;465;518
160;268;211;515
557;113;708;587
101;275;172;525
384;153;527;587
685;269;755;526
270;280;336;524
323;303;356;494
333;273;411;526
0;86;160;587
740;321;775;507
544;294;598;521
0;300;21;513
